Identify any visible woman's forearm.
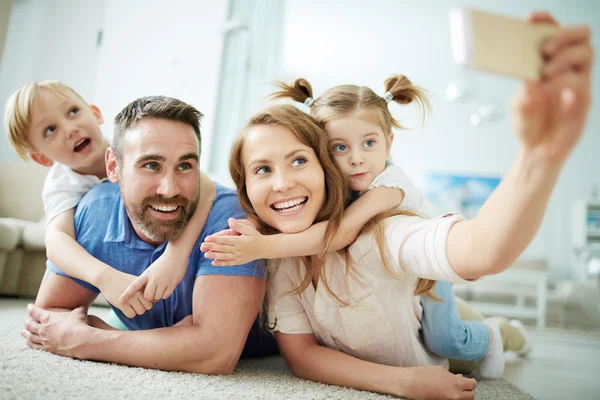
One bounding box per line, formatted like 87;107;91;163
279;338;408;397
448;149;562;279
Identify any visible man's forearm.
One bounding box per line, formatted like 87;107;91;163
29;275;263;375
88;315;119;331
77;323;240;374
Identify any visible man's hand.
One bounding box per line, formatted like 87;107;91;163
119;250;187;304
200;219;265;266
97;269;153;318
398;366;476;400
512;12;592;165
21;304;92;358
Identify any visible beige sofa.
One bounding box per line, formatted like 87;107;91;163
0;164;233;302
0;162;48;298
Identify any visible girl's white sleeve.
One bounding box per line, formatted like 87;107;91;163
266;259;314;335
42;164;102;225
382;213;471;283
368;164;424;211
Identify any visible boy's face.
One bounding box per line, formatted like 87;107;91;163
28;90;106;174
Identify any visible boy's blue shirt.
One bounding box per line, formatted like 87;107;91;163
47;181;264;330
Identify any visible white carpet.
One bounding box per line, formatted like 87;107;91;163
0;299;535;399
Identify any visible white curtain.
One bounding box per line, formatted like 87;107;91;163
207;0;285;179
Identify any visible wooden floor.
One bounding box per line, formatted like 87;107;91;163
3;298;600;399
503;328;600;399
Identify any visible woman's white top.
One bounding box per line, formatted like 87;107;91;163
267;213;469;369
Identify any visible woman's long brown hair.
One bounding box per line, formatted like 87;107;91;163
229;104;351;304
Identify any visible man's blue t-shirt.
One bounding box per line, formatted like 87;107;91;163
47;182;264;331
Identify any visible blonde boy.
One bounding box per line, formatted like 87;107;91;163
4;81;213;318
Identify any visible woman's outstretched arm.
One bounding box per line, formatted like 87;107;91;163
447;18;592;280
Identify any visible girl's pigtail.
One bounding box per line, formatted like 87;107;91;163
383;74;431;127
270;78;314;105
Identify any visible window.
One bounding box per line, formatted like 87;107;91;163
207;0;285;180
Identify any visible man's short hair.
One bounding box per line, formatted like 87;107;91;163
4;81;89;160
113;96;204;162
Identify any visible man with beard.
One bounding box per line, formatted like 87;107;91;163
22;96;276;373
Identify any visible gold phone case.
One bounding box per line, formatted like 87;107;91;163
449;9;558;80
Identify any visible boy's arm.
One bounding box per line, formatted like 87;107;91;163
119;174;216;303
46;210;106;285
165;173;216;258
201;186;404;265
45;210;151;318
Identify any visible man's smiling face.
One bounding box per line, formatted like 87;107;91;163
113;117;200;245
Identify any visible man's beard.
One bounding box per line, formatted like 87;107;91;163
121;186;199;243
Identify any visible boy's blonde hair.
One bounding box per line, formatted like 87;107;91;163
3;80;88;160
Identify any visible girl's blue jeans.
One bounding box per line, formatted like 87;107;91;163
420;281;490;361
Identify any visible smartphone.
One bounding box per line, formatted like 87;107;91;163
448;8;558;80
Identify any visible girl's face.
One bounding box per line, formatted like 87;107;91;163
325;113;392;192
242;124;326;234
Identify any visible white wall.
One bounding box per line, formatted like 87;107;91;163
0;0;226;171
0;0;13;62
281;0;600;279
1;0;598;279
92;0;227;171
0;0;107;162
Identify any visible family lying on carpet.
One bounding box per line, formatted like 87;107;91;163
4;11;592;400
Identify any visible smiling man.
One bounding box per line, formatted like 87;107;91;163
23;95;276;372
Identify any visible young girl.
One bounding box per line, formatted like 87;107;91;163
4;81;214;319
201;76;527;378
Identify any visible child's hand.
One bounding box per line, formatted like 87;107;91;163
368;186;406;209
97;269;153;319
119;251;187;304
200;218;266;266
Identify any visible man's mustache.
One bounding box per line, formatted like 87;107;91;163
142;195;189;207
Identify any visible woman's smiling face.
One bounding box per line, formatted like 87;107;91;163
242;124;325;234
